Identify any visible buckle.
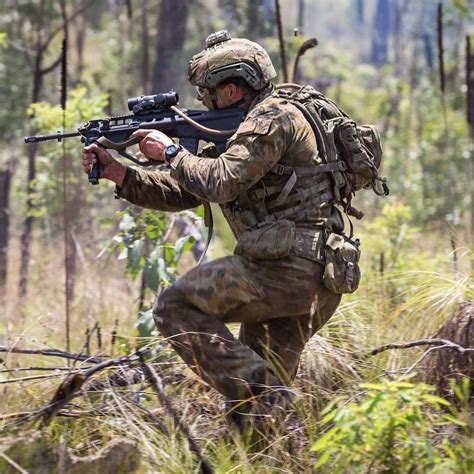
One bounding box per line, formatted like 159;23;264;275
273;163;286;175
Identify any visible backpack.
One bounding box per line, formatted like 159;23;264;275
274;84;389;220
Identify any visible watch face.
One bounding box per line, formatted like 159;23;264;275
166;144;179;157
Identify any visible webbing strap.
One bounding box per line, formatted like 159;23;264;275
269;191;333;220
249;173;327;200
271;161;345;176
267;179;331;210
197;202;213;265
274;170;297;206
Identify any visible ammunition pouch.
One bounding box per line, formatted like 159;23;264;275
234;219;295;260
322;232;361;294
235;220;324;263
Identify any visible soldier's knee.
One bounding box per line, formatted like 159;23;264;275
152;285;180;333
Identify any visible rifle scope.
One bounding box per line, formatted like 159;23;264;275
127;91;179;114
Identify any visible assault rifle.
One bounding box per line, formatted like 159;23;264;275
24;91;245;185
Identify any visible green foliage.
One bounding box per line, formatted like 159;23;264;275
107;206;200;339
364;201;421;270
110;207;197;289
24;87;109;227
312;379;471;473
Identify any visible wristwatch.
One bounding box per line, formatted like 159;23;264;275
165;143;183;164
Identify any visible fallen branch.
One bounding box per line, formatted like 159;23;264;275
0;346;109;363
370;338;474;356
0;366;90;373
40;347;150;425
0;365;124;385
141;360;213;474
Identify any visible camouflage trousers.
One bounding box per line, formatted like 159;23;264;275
153;254;340;404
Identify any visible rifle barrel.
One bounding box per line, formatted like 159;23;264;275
24;131;81;144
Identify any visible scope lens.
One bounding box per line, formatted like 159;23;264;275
127;97;139;111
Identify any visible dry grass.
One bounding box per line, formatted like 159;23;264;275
0;226;472;472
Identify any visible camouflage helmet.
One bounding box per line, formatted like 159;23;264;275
188;30;277;91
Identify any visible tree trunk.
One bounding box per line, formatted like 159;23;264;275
246;0;266;38
371;0;391;66
355;0;364;25
0;168;11;295
151;0;189;93
75;6;86;78
297;0;305;35
141;0;150;92
18;0;46;298
467;36;474;236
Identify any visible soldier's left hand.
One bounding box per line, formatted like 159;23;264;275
131;129;174;161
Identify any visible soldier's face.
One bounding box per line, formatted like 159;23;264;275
196;84;244;110
195;86;215;109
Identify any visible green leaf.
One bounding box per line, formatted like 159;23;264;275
315;449;331;468
421;394;451;407
135;308;156;338
173;235;195;262
312;428;336;452
128;238;145;273
143;254;159;292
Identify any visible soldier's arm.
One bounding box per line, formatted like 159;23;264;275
168;104;295;203
82;142;201;211
116;166;203;211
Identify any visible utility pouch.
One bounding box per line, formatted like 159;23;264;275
322;232;361;294
235;219;295;260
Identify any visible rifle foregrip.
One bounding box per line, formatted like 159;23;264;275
88;161;100;186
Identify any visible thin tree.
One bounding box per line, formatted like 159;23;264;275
18;0;93;298
151;0;189;93
467;36;474;235
370;0;391;66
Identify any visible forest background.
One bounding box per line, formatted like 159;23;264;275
0;0;473;473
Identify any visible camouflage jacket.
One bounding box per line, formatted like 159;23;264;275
117;89;343;261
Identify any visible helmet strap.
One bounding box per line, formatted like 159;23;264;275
209;88;219;110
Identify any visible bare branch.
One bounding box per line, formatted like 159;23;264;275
40;348;150;425
141;360;213;474
0;346;109;363
370;338;474;356
40;51;63;76
40;0;94;54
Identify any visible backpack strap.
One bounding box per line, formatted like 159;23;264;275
271;161;345;176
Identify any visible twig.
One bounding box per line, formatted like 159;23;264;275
0;365;124;384
40;348;150;425
0;452;29;474
370;338;474;356
0;409;91;421
0;370;83;385
400;345;447;378
0;366;90;373
0;346;109;363
120;393;170;436
292;38;318;83
141;360;213;474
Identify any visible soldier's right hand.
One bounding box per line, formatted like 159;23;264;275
81;143;126;186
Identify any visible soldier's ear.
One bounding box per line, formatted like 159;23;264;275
223;82;239;99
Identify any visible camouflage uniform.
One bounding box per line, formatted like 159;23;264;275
117;87;342;407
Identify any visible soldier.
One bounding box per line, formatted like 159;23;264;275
82;31;342;430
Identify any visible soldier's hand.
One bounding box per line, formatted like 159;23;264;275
81;143;126;186
131;129;174;162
